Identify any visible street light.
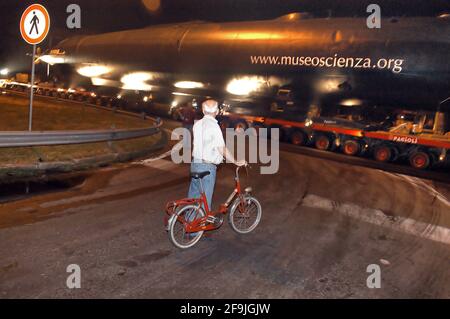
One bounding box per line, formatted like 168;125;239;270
0;68;9;76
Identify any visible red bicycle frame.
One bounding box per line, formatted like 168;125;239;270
165;166;249;233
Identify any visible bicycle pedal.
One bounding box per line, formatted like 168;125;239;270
206;216;216;224
206;215;224;227
214;215;225;227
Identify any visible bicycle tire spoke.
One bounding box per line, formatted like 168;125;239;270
174;230;186;238
238;215;246;228
174;225;184;237
169;205;207;248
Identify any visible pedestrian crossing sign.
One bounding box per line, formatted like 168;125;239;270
20;4;50;45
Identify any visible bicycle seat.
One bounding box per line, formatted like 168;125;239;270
191;171;210;179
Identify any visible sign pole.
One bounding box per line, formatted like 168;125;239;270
20;4;51;132
28;44;36;131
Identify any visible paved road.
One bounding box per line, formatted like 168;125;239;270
0;137;449;298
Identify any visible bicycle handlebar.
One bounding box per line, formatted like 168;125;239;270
235;162;250;179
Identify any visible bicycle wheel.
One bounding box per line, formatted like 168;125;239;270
169;205;205;249
228;196;262;234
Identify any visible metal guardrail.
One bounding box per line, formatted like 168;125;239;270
0;125;162;148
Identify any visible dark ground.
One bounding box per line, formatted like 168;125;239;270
0;121;449;298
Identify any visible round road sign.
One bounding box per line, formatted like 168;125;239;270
20;4;50;45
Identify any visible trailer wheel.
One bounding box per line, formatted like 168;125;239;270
342;140;361;156
290;130;307;146
315;135;332;151
409;151;431;170
374;145;392;162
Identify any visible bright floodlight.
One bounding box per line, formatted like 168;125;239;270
316;79;341;93
174;81;204;89
172;92;191;96
91;77;113;86
121;72;153;91
0;68;9;76
39;55;65;65
341;98;363;106
77;65;111;77
226;76;265;96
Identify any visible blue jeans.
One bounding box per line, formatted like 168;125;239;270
188;161;217;210
186;161;217;237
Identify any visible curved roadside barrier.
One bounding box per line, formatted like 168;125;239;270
0;88;163;147
0;89;163;148
0;124;162;148
0;89;166;182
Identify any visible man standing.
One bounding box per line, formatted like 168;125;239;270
188;99;246;210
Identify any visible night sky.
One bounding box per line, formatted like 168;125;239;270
0;0;449;73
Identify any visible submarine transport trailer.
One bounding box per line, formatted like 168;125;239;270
3;82;450;169
2;79;449;170
47;13;449;171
